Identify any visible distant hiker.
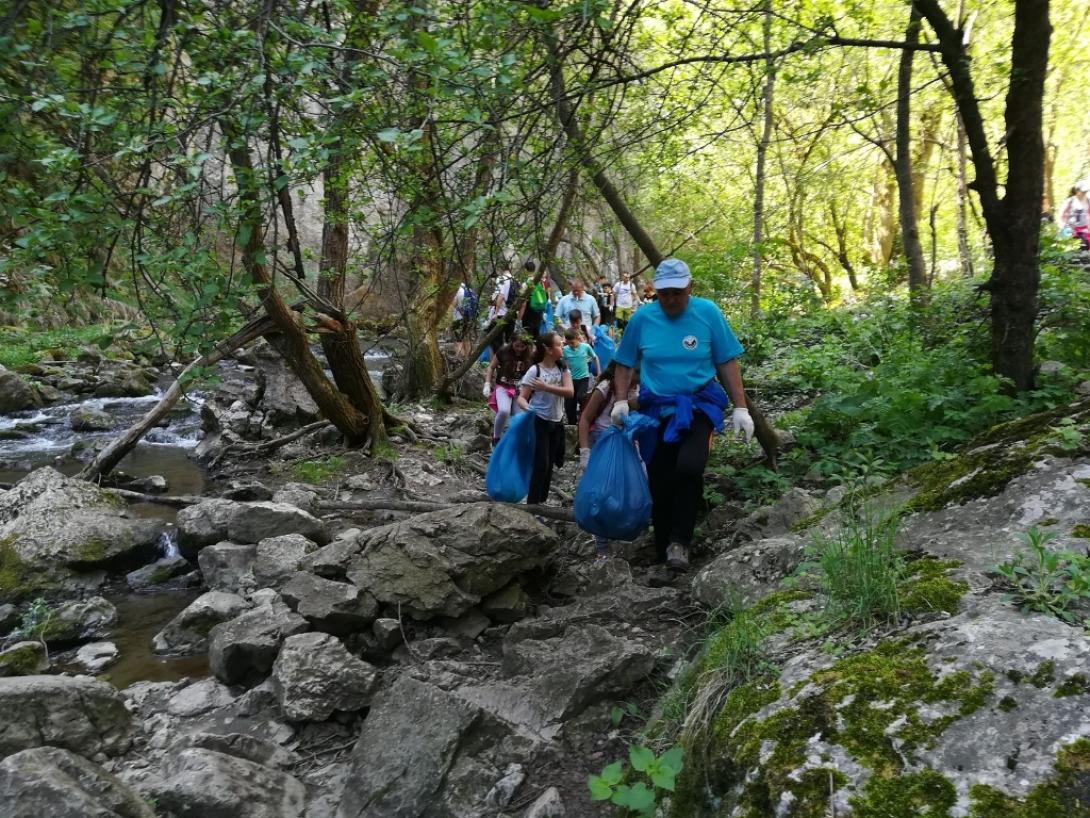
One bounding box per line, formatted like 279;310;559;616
640;279;657;304
563;327;600;425
517;332;574;506
599;282;616;328
578;361;640;558
484;333;534;445
490;269;519;345
520;260;550;337
557;279;601;329
610;258;753;571
613;272;640;329
452;282;478;357
1061;183;1090;250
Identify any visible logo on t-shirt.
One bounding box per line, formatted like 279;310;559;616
682;335;698;350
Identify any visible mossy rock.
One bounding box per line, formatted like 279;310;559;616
968;738;1090;817
0;641;49;676
900;558;968;615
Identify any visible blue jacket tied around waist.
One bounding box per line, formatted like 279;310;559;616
636;380;729;461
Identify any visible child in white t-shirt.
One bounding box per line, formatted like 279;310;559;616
517;332;574;506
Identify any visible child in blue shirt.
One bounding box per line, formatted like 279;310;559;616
562;327;600;425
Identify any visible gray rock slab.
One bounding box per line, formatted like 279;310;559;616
0;746;154;818
253;534;318;589
271;632;379;721
280;571;377;634
197;542;257;593
0;675;132;758
208;602;309;687
152;591;250;655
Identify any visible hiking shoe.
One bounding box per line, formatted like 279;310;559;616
665;543;689;571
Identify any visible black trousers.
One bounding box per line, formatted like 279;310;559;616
528;416;565;505
565;377;591;424
647;412;714;561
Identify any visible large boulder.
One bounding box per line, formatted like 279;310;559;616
69;406;114;432
0;468;164;602
344;504;558;618
0;365;42;413
0;675;132;758
254;344;321;427
253;534;317;589
208;600;309;686
177;499;327;560
197;542;257;593
152;591;250;655
337;675;484;818
270;632;379;721
126;556;196;592
40;596;117;645
735;487;821;541
147;748;306;818
691;535;807;610
279;571;378;634
0;746;155;818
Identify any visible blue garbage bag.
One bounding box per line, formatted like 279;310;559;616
593;325;615;371
486;410;537;502
574;412;657;540
478;346;491;364
541;301;554;336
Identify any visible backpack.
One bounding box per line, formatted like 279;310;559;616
529;282;548;311
460;287;479;320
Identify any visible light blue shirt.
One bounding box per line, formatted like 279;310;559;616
562;342;594;380
614;297;743;396
557;293;600;326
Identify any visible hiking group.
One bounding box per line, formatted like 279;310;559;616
480;257;754;572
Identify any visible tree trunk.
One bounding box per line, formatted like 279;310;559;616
223;129;371;441
751;0;776;319
954;110;974;277
896;4;928;301
80;314;275;481
916;0;1050;391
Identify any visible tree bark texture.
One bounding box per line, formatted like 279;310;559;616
751;0;776;318
895;4;928;300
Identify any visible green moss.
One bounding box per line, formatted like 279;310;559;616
1071;524;1090;539
1038;517;1060;527
998;695;1019;712
1077;478;1090;490
291;455;347;484
0;642;46;675
900;558;968;615
749;589;812;616
0;535;26;596
906;400;1090;512
1007;668;1025;684
851;769;957;818
713;680;782;740
1054;674;1090;698
969;738;1090;817
1030;660;1056;689
73;539;111;563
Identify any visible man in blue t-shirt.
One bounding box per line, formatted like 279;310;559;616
611;258;753;570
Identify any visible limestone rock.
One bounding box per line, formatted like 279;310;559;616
0;603;19;635
300;537;360;580
152;591;250;655
44;596;117;645
0;641;49;677
271;632;379;721
208;601;309;686
254;344;321;427
736;487;820;541
177;499;327;559
0;675;132;758
0;746;154;818
337;675;483;818
126;555;196;591
692;535;806;610
73;641;119;674
271;485;319;515
253;534;318;589
0;467;163;602
173;731;298;770
523;787;564;818
280;571;378;634
372;618;403;651
0;365;42;413
92;370;153;398
166;678;238;718
149;748;306;818
345;503;557;618
197;542;256;593
481;583;531;623
69;406;114;432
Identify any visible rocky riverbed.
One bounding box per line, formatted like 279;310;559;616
1;347;1089;817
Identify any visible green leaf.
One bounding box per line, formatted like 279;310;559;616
629;746;654;772
610;706;624;727
376;128;400;143
600;760;624;786
650;765;676;792
658;745;684;774
613;782;656;811
587;776;613;801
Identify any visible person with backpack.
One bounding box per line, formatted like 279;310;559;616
577;361;640;558
517;331;574;506
1061;182;1090;251
609;258;753;571
562;327;600;424
613;271;640;329
484;333;534;445
452;282;478;358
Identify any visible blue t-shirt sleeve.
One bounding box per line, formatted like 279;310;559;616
615;312;641;368
708;303;744;363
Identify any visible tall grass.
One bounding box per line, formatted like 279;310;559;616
812;504;903;627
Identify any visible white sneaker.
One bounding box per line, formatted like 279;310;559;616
665;543;689;570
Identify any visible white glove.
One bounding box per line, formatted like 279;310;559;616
731;407;755;443
482;382;492;399
610;400;630;428
579;448;591;470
